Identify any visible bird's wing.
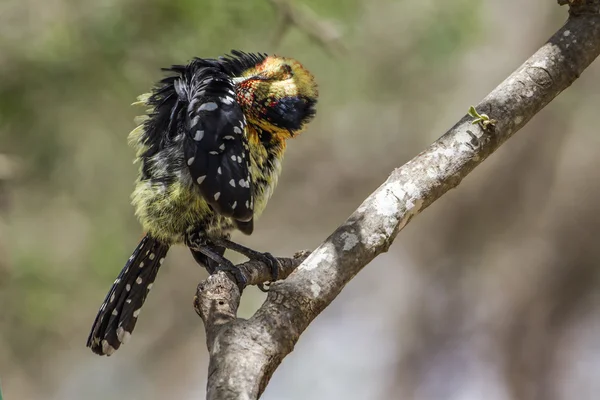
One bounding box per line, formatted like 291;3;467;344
180;66;254;226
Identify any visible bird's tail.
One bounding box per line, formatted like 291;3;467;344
87;234;169;356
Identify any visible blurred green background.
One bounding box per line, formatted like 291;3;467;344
2;0;600;399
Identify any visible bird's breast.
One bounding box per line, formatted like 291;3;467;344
249;142;284;219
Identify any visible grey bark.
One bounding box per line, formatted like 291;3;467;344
195;1;600;399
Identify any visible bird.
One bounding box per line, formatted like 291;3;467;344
86;50;318;356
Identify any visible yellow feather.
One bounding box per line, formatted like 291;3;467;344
131;93;151;106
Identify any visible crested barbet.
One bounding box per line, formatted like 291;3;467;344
86;51;318;356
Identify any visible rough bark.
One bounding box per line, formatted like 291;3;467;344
195;1;600;399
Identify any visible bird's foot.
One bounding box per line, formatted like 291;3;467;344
250;251;280;292
213;258;247;292
210;238;281;292
186;234;247;291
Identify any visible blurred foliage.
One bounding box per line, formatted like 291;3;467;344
3;1;599;399
0;0;475;350
0;0;380;376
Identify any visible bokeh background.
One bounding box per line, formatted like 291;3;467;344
2;0;600;399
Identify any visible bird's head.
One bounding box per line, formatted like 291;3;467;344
223;52;318;140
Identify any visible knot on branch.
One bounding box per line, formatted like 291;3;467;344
194;272;240;330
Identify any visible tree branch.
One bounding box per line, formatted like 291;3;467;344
196;2;600;399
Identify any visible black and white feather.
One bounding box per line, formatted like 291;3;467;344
137;53;265;233
87;235;169;355
179;67;254;224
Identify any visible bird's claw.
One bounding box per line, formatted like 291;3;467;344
254;252;281;292
214;260;247;292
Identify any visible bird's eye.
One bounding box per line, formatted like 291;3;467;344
269;64;293;81
280;64;293;77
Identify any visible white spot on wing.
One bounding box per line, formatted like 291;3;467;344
229;179;236;187
136;277;142;284
187;157;195;166
194;130;204;141
214;192;221;201
133;309;141;318
199;102;218;111
197;175;206;184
